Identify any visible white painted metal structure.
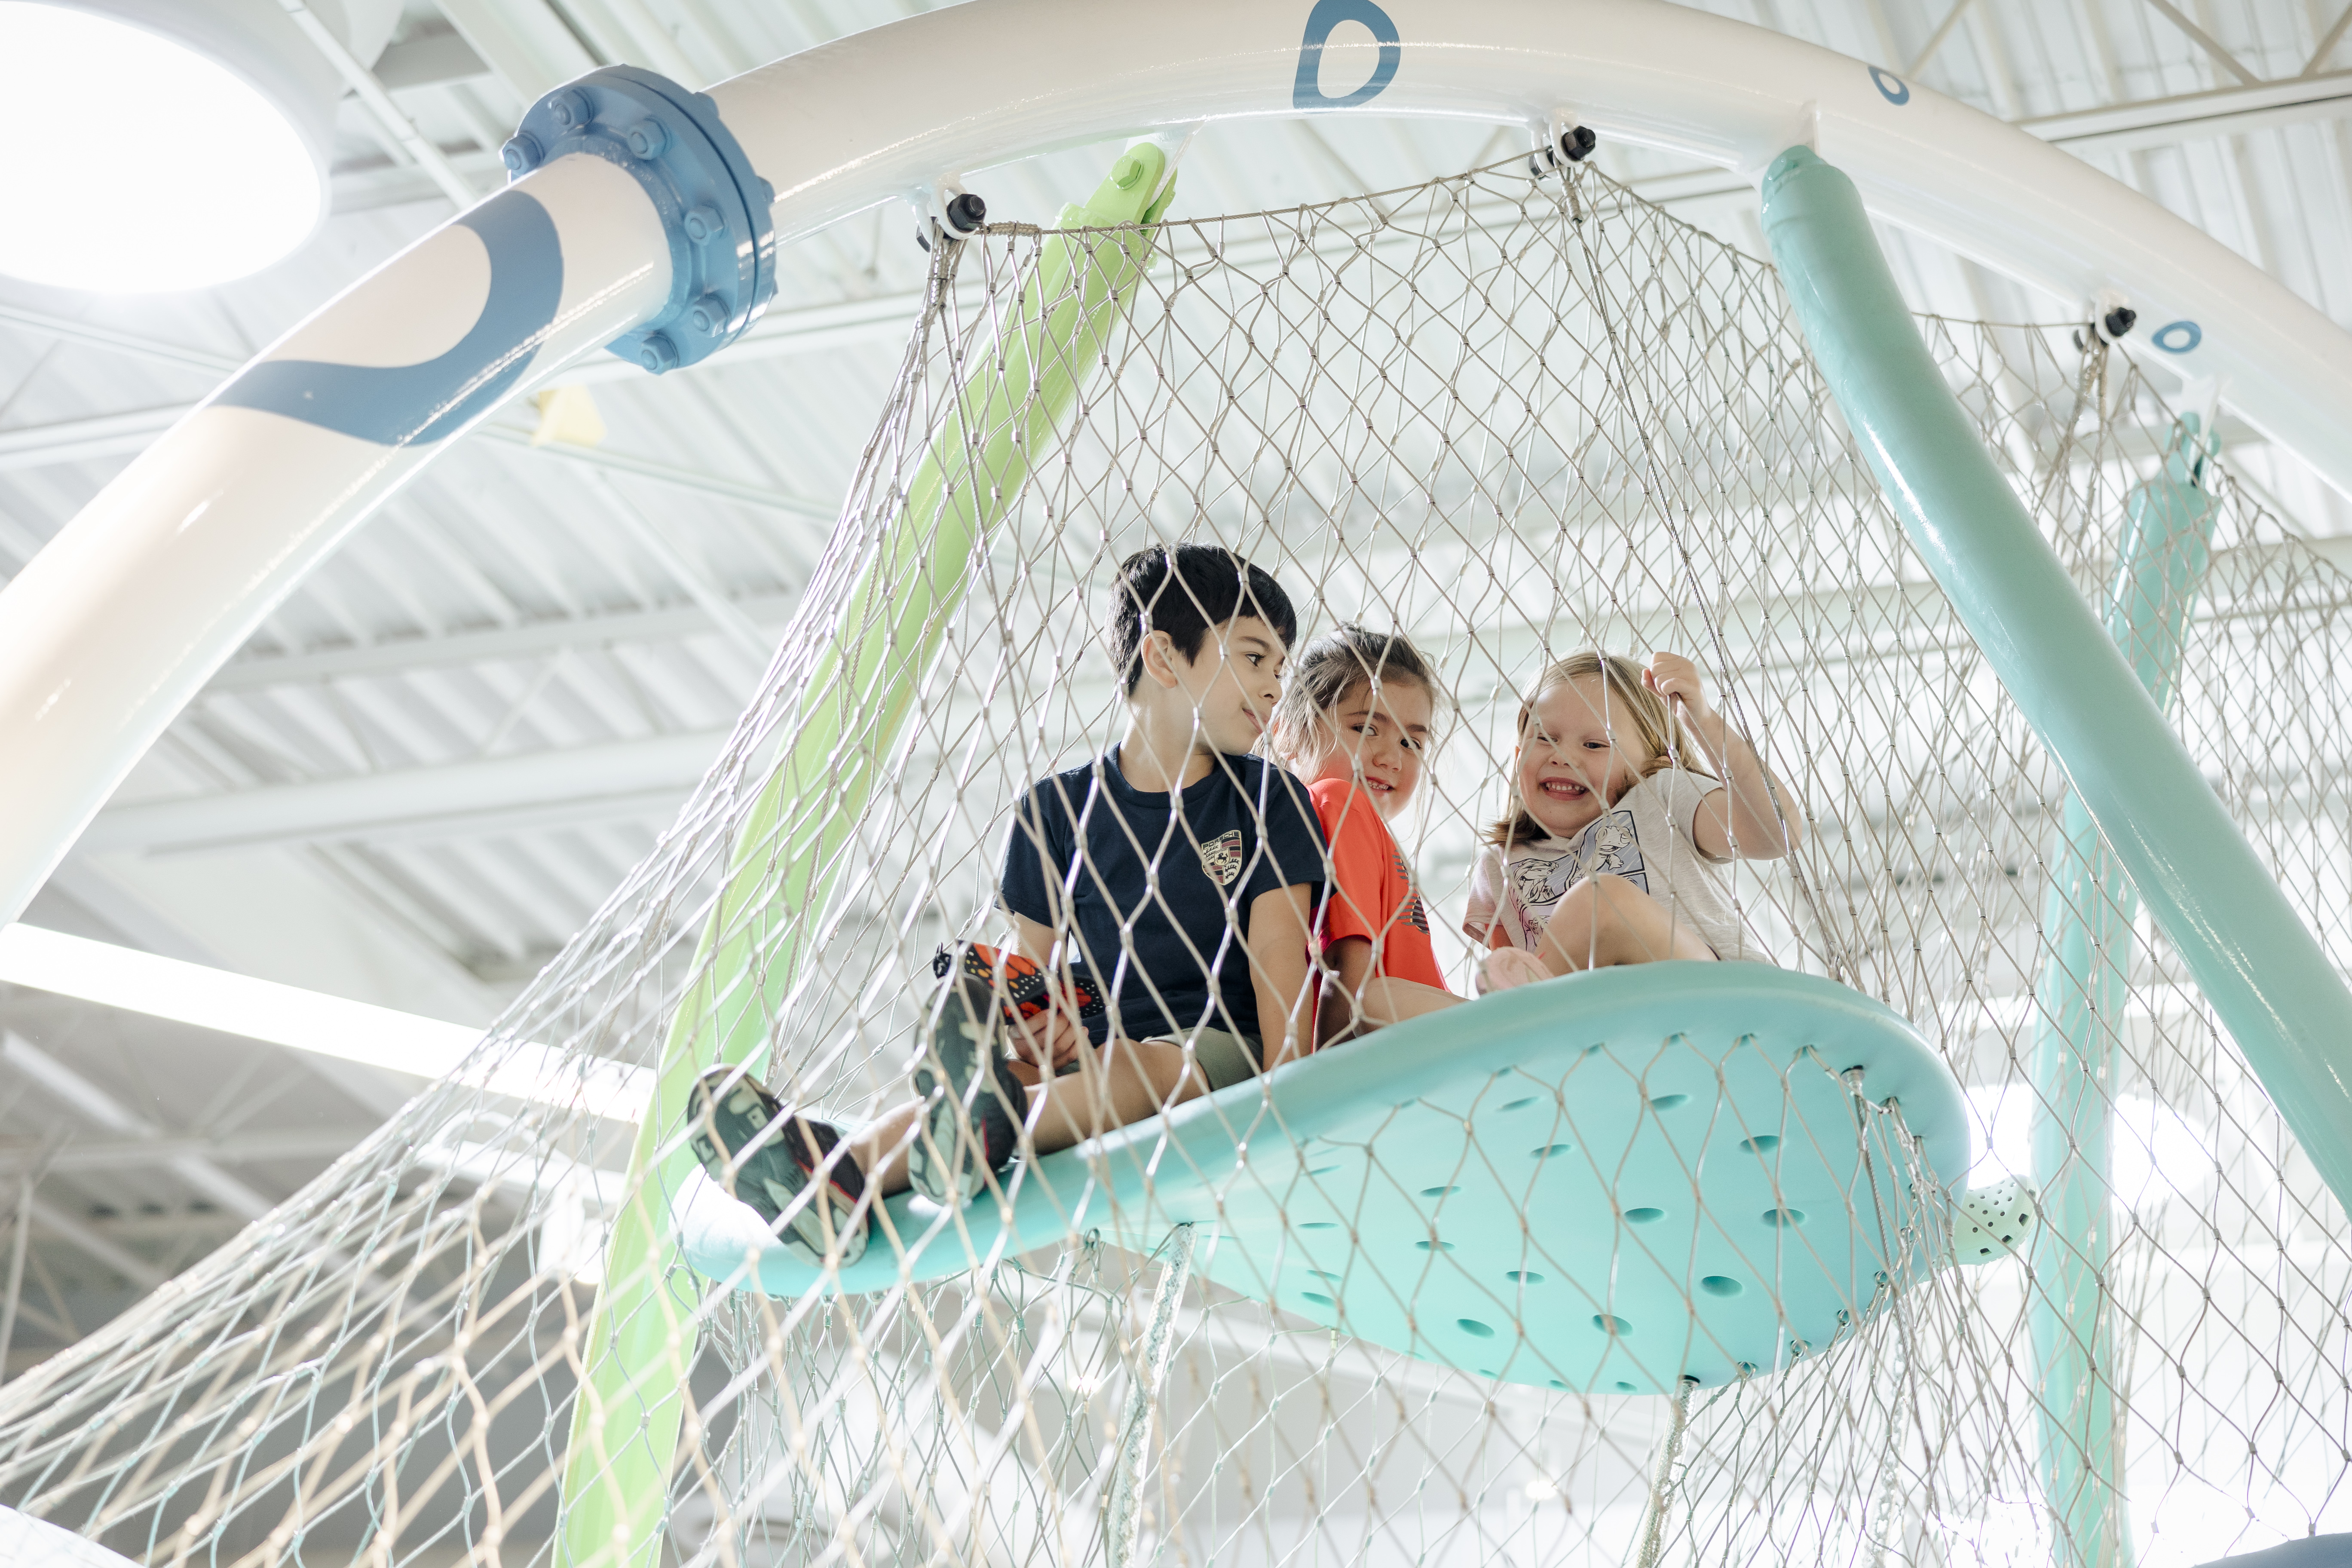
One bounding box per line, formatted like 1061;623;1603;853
0;0;2349;944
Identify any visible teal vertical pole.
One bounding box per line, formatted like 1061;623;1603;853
2027;417;2218;1568
1756;145;2352;1227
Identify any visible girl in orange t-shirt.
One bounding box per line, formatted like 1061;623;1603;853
1272;626;1544;1044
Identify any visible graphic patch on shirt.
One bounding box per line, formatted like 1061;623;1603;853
1199;829;1246;887
1394;850;1430;932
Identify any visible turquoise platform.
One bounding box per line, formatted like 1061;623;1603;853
675;963;1970;1392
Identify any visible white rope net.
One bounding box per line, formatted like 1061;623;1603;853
0;153;2346;1568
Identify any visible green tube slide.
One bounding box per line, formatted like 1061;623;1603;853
1761;144;2352;1554
554;146;1177;1568
2028;417;2218;1568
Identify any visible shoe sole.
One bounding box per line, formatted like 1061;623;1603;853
687;1066;869;1267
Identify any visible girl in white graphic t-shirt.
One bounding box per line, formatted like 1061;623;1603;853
1465;651;1804;988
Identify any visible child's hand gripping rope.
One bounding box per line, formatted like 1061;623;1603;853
1644;649;1711;731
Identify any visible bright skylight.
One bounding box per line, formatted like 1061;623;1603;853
0;3;323;292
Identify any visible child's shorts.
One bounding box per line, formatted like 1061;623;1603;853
1141;1026;1262;1093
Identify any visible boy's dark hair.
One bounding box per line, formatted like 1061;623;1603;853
1109;544;1298;695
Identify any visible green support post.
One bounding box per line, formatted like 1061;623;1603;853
2029;417;2218;1568
554;145;1178;1568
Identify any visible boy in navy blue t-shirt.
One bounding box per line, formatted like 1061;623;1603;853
689;544;1329;1264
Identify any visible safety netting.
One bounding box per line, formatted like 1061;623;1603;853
0;148;2345;1568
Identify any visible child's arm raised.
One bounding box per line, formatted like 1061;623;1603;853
1647;651;1806;861
1248;884;1320;1071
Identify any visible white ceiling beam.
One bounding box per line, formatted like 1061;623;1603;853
207;591;795;692
0;925;650;1121
2020;69;2352;151
70;1210;242;1243
26;1193;164;1289
0;407;184;471
37;856;446;1119
2311;5;2352;76
372;29;493;91
0;288;929;389
2133;0;2263;88
0;398;832;521
559;0;704;88
587;475;775;655
0;1129;373;1175
0;1034;276;1220
331;147;509;212
81;730;731;854
0;306;236;377
282;0;480;208
72;527;2352;854
476;425;834;520
430;0;598;104
1904;0;1978;76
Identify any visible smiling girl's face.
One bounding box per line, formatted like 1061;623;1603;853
1300;678;1435;819
1515;674;1656;839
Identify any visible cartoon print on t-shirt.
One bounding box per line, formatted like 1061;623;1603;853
1510;848;1577;914
1586;812;1646;887
1198;828;1245;887
1509;809;1651;915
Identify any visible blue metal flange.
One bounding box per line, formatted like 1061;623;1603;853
503;66;776;374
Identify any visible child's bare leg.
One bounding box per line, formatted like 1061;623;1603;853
1535;873;1717;974
1026;1038;1210;1155
848;1101;925;1197
1318;976;1458;1044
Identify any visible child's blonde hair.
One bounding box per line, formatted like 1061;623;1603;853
1485;652;1707;848
1270;625;1445;773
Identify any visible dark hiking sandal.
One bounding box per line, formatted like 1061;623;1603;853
931;941;1105;1027
906;968;1033;1206
687;1064;869;1267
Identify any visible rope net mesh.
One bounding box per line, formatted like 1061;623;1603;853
0;156;2346;1568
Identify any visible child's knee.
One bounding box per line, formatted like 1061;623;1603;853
1581;872;1647;906
1555;872;1645;925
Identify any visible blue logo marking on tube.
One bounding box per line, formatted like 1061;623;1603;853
1870;67;1911;104
216;190;564;447
1295;0;1400;110
2153;320;2202;354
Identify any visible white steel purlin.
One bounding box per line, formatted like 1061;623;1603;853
0;0;2349;925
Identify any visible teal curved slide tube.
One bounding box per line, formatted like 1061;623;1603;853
1761;152;2352;1234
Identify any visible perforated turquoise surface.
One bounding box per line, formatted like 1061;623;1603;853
676;963;1970;1391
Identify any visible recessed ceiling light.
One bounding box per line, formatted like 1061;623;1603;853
0;2;328;292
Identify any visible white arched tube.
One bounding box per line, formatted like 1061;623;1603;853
0;154;670;920
707;0;2348;480
0;0;2346;922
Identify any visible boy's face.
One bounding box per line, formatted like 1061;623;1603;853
1146;615;1289;757
1517;674;1652;839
